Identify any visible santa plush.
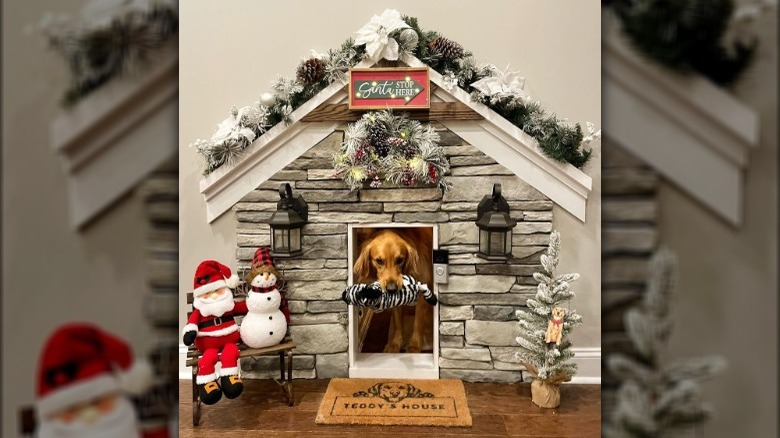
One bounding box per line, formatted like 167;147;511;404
35;323;152;438
182;260;247;405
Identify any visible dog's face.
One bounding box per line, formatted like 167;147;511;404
354;230;419;293
377;383;409;402
552;307;565;319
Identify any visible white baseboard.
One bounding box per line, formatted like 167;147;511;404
568;347;601;384
180;344;601;383
179;343;190;379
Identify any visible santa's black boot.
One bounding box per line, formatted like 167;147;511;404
198;380;223;405
220;375;244;399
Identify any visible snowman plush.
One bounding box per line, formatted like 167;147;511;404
239;247;290;349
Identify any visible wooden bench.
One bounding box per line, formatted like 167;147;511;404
186;290;296;426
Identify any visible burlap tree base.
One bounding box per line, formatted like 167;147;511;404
531;380;561;408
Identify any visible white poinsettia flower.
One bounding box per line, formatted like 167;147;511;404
239;127;256;142
470;64;531;103
211;115;238;144
354;9;411;62
81;0;150;30
582;122;602;146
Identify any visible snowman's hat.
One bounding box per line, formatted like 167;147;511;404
246;246;280;282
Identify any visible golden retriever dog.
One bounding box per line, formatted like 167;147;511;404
354;228;434;353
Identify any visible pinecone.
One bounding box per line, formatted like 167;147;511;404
367;124;390;157
428;36;465;60
296;57;326;85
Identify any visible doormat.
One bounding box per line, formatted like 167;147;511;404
315;378;472;427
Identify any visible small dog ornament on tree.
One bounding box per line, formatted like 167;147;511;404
544;307;566;346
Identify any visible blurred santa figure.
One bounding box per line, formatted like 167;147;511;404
35;323;152;438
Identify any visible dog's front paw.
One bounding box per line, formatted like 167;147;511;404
384;341;402;353
406;344;421;353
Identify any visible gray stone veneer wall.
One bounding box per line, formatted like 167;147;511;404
601;139;659;409
233;124;554;382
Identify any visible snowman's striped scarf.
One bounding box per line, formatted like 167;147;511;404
341;275;437;312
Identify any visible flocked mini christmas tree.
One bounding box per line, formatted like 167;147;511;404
603;249;725;437
515;230;582;408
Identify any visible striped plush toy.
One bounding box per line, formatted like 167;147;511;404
341;275;437;312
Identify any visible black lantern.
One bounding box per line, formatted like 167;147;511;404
475;184;517;261
268;183;308;257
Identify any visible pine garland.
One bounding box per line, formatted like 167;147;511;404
192;104;270;175
515;231;583;383
604;0;758;86
333;110;450;190
39;4;178;106
193;11;598;174
401;15;595;168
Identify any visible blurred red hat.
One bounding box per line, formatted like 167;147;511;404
36;323;151;418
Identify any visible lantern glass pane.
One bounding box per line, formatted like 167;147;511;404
274;228;289;252
505;230;512;255
479;229;489;254
290;228;301;252
490;231;505;255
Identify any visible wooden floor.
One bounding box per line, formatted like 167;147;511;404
179;379;601;437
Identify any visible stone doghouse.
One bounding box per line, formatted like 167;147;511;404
197;55;593;382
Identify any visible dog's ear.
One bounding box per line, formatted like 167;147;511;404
354;241;375;283
369;383;384;396
403;240;420;274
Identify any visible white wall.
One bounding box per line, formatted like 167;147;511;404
179;0;601;371
662;11;777;437
2;1;158;436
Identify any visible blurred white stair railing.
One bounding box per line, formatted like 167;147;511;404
603;26;759;226
50;39;178;229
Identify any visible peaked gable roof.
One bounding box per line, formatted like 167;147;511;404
199;55;592;223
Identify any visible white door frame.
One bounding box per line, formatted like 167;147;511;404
347;223;440;379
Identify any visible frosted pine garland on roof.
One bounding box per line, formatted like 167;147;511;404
515;230;582;384
191;104;270;175
191;10;598;174
603;249;725;437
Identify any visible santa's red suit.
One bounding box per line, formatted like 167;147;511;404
182;260;247;404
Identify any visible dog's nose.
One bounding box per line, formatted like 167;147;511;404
386;282;398;293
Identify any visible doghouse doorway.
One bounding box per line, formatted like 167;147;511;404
347;223;440;379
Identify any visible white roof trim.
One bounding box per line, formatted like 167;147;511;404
603;26;759;226
51;39;178;229
407;54;592;221
199;54;593;223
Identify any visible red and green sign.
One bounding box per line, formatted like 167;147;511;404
349;67;430;110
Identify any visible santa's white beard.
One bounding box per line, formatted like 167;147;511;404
193;293;235;317
38;396;139;438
